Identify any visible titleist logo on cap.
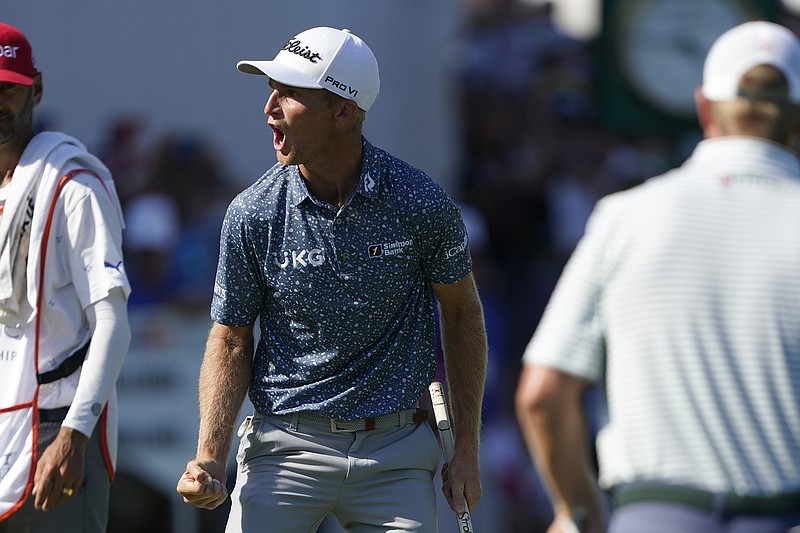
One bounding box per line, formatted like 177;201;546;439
236;26;380;111
281;39;323;64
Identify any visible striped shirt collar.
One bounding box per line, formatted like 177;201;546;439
688;136;800;181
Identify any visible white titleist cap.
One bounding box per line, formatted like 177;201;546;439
237;26;380;111
702;21;800;104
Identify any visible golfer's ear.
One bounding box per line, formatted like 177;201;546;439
32;71;43;106
695;87;712;131
335;99;359;119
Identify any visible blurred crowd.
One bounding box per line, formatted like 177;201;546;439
33;1;799;531
443;2;670;530
99;118;240;313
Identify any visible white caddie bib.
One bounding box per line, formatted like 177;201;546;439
0;168;113;521
0;330;38;519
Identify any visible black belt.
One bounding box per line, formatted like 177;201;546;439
38;406;70;423
613;484;800;516
36;340;90;385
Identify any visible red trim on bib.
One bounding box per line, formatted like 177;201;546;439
0;402;33;415
99;406;114;482
1;169;109;521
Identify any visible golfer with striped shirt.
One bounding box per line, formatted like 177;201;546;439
516;21;800;533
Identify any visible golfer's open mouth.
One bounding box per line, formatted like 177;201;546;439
270;124;286;151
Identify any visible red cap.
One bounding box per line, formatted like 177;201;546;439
0;23;36;86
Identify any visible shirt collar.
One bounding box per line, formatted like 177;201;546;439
690;136;800;180
356;137;382;200
287;137;384;208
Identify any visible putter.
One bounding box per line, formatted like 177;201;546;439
428;382;475;533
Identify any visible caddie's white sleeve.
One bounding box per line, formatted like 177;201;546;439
62;287;131;437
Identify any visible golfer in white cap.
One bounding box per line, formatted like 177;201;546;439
516;20;800;533
176;26;488;532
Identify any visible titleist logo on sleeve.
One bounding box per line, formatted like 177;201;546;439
281;39;323;63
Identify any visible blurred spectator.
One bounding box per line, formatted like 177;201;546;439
123;192;182;307
98;116;149;206
114;129;237;311
458;202;554;532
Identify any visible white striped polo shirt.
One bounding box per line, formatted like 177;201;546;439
523;136;800;495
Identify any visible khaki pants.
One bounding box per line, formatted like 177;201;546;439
226;412;441;533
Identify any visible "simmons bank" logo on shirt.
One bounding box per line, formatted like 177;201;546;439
367;240;413;258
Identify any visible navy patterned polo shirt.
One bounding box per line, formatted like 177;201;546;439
211;138;471;419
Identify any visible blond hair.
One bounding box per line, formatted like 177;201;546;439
710;64;800;145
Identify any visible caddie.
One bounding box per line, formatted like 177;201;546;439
0;22;131;533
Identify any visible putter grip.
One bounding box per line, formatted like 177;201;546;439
429;382;454;458
428;382;476;533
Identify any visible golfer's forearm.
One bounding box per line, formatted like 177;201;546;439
521;393;600;516
440;300;487;456
540;425;595;509
196;324;253;463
